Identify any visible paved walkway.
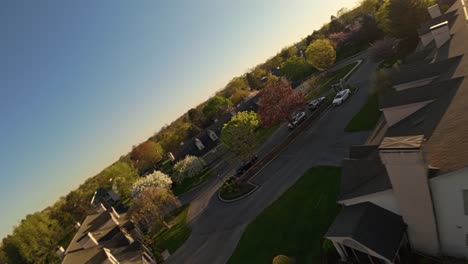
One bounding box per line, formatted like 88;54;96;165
169;51;377;264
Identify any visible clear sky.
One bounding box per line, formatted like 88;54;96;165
0;0;359;239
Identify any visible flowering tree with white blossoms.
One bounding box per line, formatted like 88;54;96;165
172;155;206;184
131;170;172;197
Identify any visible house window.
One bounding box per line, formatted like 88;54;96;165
463;190;468;215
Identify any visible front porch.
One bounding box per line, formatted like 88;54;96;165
325;202;408;264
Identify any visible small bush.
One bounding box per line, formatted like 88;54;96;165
272;255;291;264
172;156;206;184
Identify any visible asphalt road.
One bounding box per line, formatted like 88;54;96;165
168;51;378;264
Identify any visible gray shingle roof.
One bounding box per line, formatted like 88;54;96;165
325;202;406;261
380;76;463;109
389;55;462;87
417;9;458;35
339;158;392;201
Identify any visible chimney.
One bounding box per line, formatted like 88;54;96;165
78;232;99;249
55;246;65;260
430;21;450;48
74;222;81;230
428;4;442;19
379;136;440;255
97;203;107;214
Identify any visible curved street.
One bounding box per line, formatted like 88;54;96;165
168;51;378;264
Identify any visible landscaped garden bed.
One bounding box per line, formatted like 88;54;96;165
219;177;257;201
227;166;341;264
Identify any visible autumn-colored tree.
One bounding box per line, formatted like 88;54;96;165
221;111;261;160
258;81;306;127
187;108;206;129
368;37;400;63
130;141;164;174
202;96;233;120
129;187;180;233
305;39;336;71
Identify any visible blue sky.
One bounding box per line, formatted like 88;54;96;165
0;0;359;238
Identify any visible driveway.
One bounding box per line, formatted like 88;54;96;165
168;51;378;264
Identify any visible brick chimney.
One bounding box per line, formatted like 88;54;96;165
431;21;450;48
379;135;440;255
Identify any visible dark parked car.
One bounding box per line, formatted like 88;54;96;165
308;97;326;110
235;155;258;176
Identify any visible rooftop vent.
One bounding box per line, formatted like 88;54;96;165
428;4;442;19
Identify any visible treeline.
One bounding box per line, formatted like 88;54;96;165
0;0;448;263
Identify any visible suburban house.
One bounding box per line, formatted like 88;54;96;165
90;188;121;209
325;1;468;263
58;203;156;264
173;93;260;161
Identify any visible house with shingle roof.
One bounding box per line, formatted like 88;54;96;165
59;204;156;264
325;1;468;263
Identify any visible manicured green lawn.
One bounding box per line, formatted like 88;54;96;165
306;62;358;101
172;169;212;196
228;166;341;264
345;93;381;132
153;204;191;254
256;124;281;144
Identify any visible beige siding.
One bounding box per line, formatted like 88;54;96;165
430;167;468;259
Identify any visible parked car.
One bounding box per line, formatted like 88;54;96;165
235;155;258;176
332;89;351;106
308;97;326;110
288;111;306;129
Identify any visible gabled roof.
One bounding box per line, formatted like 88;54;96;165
339;156;392;201
326;202;406;261
417;9;458;35
389;55;462;88
381;76;462;109
63;208;145;264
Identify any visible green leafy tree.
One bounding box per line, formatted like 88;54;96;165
376;0;435;40
221;111;260;160
7;212;63;264
280;56;314;82
108;161;140;201
130;141;164;174
202;96;233;120
305;39;336;71
129;187;180;233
